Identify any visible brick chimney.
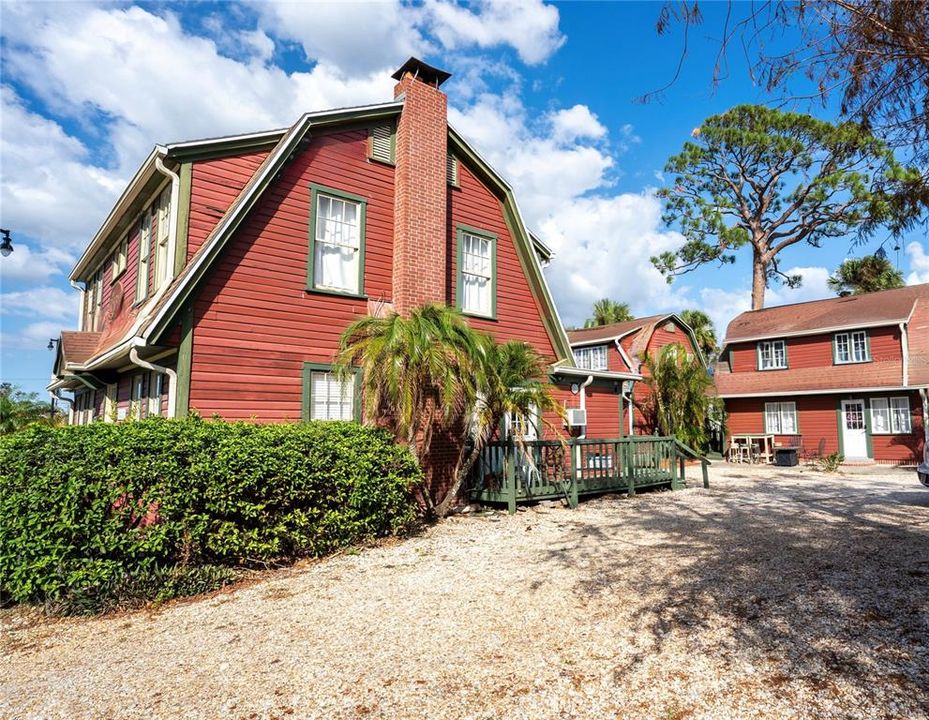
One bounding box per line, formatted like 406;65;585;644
391;58;451;316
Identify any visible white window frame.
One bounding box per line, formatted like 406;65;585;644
574;345;609;371
457;225;496;318
872;396;912;434
135;210;152;303
764;401;798;434
112;234;128;281
757;340;787;370
147;371;164;417
153;188;171;291
834;330;870;364
309;185;365;295
130;373;146;420
508;403;540;441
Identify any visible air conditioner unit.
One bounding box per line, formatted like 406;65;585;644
567;408;587;427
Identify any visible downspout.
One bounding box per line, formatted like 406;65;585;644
622;381;636;435
615;339;636;436
578;374;593;440
50;389;74;424
71;280;85;330
920;388;929;460
130;347;178;418
900;321;909;387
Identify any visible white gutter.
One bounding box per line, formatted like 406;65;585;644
718;385;917;399
900;321;909;387
578;374;593;440
621;381;635;435
129;348;178;418
615;338;636;373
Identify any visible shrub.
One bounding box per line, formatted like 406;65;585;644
0;417;419;613
817;452;844;473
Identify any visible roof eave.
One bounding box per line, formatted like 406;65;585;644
722;318;908;347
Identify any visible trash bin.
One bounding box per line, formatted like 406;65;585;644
774;448;799;467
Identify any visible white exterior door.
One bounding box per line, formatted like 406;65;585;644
841;400;869;459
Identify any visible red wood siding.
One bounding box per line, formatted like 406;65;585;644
188;150;271;258
729;326;902;373
725;391;924;463
448;162;557;361
188;128;394;421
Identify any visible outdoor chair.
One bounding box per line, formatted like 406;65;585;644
728;439;748;463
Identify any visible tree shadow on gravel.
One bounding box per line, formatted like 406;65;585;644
538;481;929;713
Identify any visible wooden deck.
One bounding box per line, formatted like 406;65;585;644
468;436;710;512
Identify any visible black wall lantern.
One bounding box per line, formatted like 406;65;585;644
0;229;12;258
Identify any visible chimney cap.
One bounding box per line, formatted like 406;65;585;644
391;57;452;88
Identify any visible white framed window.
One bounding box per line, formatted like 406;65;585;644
304;365;356;421
764;401;797;434
834;331;869;364
310;185;364;295
153;188;171;291
508;403;540;441
457;226;495;317
147;372;165;417
84;267;104;331
104;384;118;423
574;345;608;371
757;340;787;370
136;210;152;303
130;373;145;420
872;397;912;433
74;391;96;425
112;234;128;281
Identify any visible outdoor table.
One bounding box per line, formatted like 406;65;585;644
731;433;775;464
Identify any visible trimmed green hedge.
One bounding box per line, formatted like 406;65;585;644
0;417;419;613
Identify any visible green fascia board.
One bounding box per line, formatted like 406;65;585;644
455;223;497;320
166;137;283;163
174;304;194;418
174;162;192;277
448;128;575;364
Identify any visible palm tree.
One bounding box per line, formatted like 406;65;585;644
827;255;904;297
334;304;486;511
583;298;633;328
436;341;563;517
0;384;56;435
637;343;714;450
678;309;718;363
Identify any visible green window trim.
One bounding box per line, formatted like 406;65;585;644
455;223;497;320
306;183;367;298
832;330;872;365
368;121;396;165
301;362;362;422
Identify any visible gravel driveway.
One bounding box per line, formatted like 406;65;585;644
3;464;928;720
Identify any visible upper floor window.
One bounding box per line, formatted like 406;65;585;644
308;184;366;296
135;208;153;303
834;330;870;364
457;225;496;318
84;267;104;331
574;345;608;371
757;340;787;370
111;234;128;281
153;188;172;292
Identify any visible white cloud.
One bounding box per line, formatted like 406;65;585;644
0;320;63;351
905;241;929;284
0;242;75;284
0;287;78;321
425;0;564;65
550;105;607;144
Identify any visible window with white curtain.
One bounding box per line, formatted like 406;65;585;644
574;345;608;370
311;187;364;294
764;401;797;434
136;210;152;303
834;331;870;363
306;367;356;421
757;340;787;370
458;228;495;316
872;397;912;433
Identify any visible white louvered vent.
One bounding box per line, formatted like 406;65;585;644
447;152;459;186
369;124;393;163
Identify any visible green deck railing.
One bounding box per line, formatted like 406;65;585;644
468;436;710;513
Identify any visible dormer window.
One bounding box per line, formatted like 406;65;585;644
834;330;870;364
575;345;608;371
757;340;787;370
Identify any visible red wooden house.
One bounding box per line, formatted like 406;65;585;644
566;314;708;438
48;58;639;493
715;285;929;464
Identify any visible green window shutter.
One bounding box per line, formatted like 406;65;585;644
369;123;394;164
447;153;459;186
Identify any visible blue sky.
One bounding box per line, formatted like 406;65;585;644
2;0;928;396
